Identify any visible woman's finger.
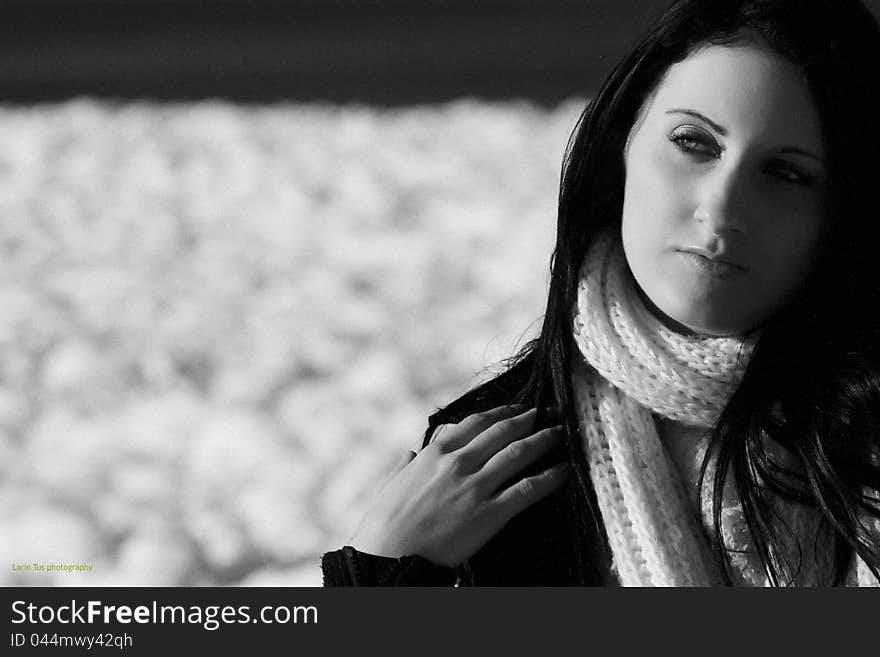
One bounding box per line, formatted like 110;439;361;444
459;408;547;466
430;404;532;452
490;460;571;520
475;426;565;493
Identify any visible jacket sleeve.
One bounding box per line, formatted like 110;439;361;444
321;545;458;586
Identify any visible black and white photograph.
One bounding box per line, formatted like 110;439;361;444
2;0;879;613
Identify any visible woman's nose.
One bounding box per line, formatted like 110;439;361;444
692;166;749;235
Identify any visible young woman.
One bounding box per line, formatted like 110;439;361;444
321;0;880;586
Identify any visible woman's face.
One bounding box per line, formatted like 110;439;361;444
621;44;828;336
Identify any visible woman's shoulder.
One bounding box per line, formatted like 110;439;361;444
420;353;537;450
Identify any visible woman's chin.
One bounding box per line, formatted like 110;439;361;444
633;276;754;337
645;291;750;337
660;306;750;338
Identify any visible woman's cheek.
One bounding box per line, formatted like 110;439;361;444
628;147;688;217
652;148;700;204
756;201;823;272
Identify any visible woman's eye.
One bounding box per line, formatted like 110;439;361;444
668;127;717;156
766;161;812;186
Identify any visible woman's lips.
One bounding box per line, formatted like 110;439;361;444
676;250;746;278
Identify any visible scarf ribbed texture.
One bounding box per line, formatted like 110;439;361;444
570;231;878;587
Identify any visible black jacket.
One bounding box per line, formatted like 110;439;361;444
321;357;617;586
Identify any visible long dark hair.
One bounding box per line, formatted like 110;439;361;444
424;0;880;585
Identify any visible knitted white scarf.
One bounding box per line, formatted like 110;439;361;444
570;231;879;587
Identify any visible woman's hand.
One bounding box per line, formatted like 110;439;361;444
348;404;570;568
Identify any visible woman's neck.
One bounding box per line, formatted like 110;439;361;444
629;270;707;338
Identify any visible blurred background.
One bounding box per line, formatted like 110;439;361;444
2;0;876;587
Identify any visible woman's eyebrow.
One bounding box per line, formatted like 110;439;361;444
777;146;826;165
665;108;727;135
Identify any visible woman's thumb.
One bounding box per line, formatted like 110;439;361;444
378;449;417;491
391;449;417;476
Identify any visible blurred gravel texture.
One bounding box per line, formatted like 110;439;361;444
0;98;585;586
